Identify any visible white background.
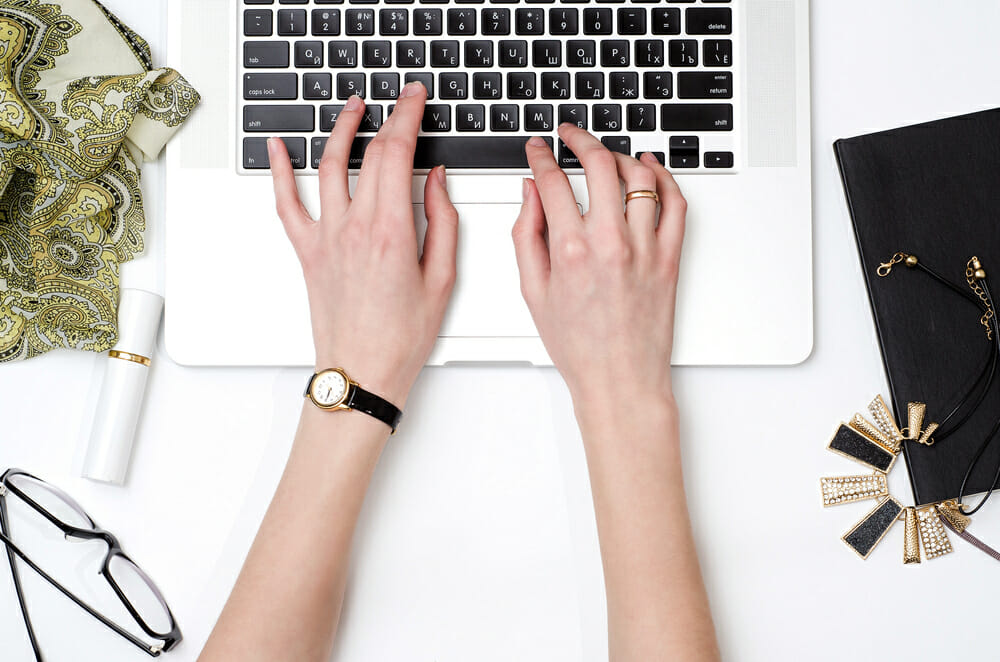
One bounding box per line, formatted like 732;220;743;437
3;1;1000;661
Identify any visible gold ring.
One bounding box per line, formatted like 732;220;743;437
624;190;659;205
108;350;151;367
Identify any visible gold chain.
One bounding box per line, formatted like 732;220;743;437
966;256;995;340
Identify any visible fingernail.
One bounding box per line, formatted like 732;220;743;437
400;82;423;98
522;178;530;201
344;95;362;112
266;137;279;151
527;136;547;148
436;165;447;185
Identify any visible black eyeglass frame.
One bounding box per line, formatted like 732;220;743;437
0;468;181;658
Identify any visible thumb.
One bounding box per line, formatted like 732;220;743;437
421;165;459;293
512;177;550;305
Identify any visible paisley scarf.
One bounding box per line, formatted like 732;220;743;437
0;0;199;362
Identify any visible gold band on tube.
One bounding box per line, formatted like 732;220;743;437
108;350;151;367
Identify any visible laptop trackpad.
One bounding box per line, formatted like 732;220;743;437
416;203;538;338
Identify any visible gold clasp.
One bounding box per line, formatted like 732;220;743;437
877;252;914;277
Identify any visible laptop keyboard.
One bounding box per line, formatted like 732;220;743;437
240;0;737;173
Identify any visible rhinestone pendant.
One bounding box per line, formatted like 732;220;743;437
821;473;888;507
917;506;954;559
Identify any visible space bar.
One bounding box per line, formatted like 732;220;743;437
312;136;553;169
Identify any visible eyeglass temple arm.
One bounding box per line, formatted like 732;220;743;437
0;497;44;661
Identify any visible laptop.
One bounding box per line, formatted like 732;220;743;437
164;0;812;366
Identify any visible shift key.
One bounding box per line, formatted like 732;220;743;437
244;105;315;132
660;103;732;131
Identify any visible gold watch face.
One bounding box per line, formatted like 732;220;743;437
311;369;350;408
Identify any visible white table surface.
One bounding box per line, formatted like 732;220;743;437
4;1;1000;660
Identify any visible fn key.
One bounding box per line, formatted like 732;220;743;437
244;137;307;170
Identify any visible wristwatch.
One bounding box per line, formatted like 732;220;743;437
304;368;403;433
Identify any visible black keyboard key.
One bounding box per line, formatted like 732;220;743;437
431;40;460;66
315;0;344;3
483;8;511;34
491;104;519;131
704;151;734;168
541;72;570;99
601;136;630;155
549;8;578;35
312;8;341;35
405;72;434;97
669;135;698;153
610;71;638;99
362;40;391;67
592;104;621;131
500;40;529;67
635;39;663;67
277;9;307;34
456;104;486;131
337;72;366;98
320;104;344;131
617;8;645;34
398;40;427;66
447;8;477;34
507;72;536;99
524;104;554;131
660;103;732;131
515;8;545;34
686;7;731;34
566;40;596;66
380;8;409;34
422;105;452;131
244;137;307;169
670;152;698;168
704;39;732;67
531;40;561;67
465;40;494;66
311;135;553;169
668;39;697;66
372;72;400;99
245;41;289;68
245;105;315;132
472;72;502;99
637;151;665;166
244;73;297;100
360;106;383;131
329;41;358;66
677;71;732;99
303;73;332;100
558;104;586;128
244;9;273;36
575;72;604;99
295;41;324;67
558;140;580;168
582;8;611;34
600;40;628;67
246;0;276;4
440;72;469;98
414;9;443;34
626;103;655;131
643;71;672;99
345;8;375;34
651;7;680;34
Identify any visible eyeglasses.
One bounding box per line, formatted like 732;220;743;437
0;469;182;659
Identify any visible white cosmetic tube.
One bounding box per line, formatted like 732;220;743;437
83;288;165;485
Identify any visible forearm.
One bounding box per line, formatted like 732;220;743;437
199;404;390;662
575;394;719;662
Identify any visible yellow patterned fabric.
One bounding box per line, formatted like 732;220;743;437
0;0;199;362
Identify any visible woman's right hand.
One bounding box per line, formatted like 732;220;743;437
513;124;687;410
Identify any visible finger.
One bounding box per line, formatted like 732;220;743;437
319;95;365;214
512;177;551;305
355;81;427;207
421;166;460;294
614;152;659;239
642;152;687;261
556;123;624;222
524;135;582;241
268;137;314;250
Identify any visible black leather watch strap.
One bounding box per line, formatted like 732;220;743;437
346;384;403;433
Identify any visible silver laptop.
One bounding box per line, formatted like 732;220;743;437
164;0;812;366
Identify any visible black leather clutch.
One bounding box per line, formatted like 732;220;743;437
835;107;1000;506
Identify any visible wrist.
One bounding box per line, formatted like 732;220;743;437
572;388;679;440
313;355;413;408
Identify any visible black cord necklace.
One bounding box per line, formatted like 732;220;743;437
820;254;1000;564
